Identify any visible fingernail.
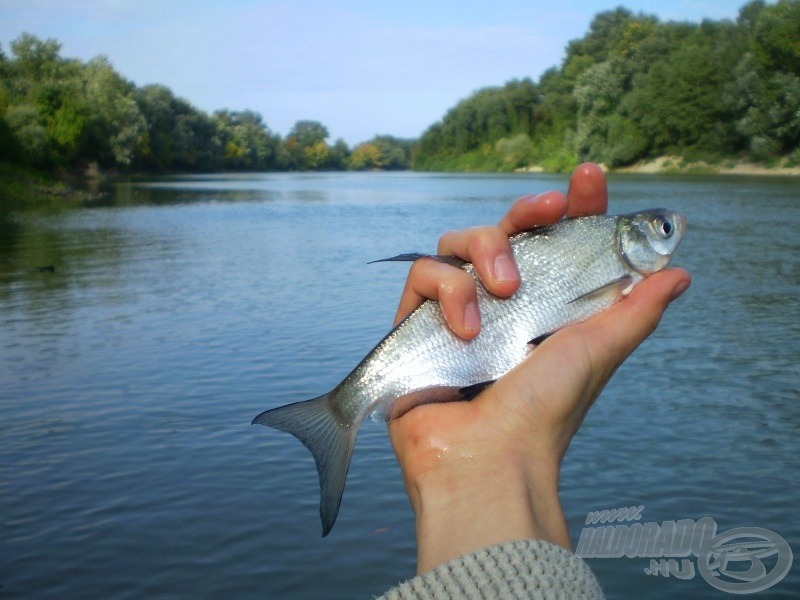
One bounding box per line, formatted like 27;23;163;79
463;300;480;333
670;280;690;300
493;254;519;283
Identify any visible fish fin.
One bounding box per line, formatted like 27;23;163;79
567;275;633;305
369;253;466;268
529;332;554;346
252;395;357;537
385;386;464;419
458;380;496;401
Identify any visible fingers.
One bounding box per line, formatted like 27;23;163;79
580;267;692;373
393;163;610;341
393;226;515;340
565;162;608;217
497;190;568;236
438;226;520;298
477;267;691;460
393;258;481;339
497;162;608;234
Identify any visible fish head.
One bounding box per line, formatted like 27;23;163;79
617;208;686;274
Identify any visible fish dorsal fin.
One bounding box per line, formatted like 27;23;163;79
567;275;633;305
369;253;466;268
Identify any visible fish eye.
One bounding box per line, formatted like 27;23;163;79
655;217;673;238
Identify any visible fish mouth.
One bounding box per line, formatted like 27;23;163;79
677;213;687;234
671;212;688;250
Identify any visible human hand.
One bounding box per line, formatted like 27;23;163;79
387;163;691;573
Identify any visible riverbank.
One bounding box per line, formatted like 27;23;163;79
609;156;800;176
516;155;800;176
0;162;109;206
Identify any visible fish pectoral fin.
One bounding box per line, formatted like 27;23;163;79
252;394;357;537
458;380;496;401
530;277;635;344
567;275;634;305
369;253;467;269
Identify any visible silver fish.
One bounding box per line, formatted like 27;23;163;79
253;208;686;535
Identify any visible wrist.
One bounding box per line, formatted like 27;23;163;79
411;451;570;574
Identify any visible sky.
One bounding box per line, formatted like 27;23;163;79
1;0;754;146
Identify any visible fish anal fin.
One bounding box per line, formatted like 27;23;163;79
369;253;466;269
253;394;356;537
529;332;554;346
567;275;633;305
383;386;473;420
377;380;498;421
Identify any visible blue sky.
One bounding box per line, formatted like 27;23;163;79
1;0;753;145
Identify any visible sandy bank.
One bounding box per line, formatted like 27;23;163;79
611;156;800;176
516;156;800;176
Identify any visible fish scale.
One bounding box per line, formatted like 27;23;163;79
253;208;686;536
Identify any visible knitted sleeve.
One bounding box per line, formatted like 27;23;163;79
376;539;604;600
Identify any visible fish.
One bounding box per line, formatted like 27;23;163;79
252;208;686;536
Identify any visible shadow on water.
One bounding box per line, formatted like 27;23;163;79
108;182;279;206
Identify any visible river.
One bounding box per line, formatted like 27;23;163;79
1;171;798;598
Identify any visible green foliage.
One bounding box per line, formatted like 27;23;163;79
349;135;413;170
5;2;800;179
495;134;535;169
414;79;540;169
751;0;800;74
415;1;800;171
5;104;49;165
348;143;382;170
134;84;220;172
82;56;146;167
214;109;280;171
0;35;355;175
281;120;340;170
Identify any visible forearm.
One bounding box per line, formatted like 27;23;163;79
411;454;570;574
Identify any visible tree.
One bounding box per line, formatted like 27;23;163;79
414;80;540;169
751;0;800;74
134;84;222;172
215;109;280;171
327;138;350;170
573;59;637;165
4;105;48;165
288;120;328;146
726;53;800;159
284;120;331;170
8;33;62;90
83;56;146;167
495;133;534;169
348;143;382;170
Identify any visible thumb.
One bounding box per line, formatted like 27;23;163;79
579;267;691;373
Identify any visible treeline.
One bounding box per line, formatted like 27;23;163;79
415;0;800;171
0;34;413;174
2;1;798;177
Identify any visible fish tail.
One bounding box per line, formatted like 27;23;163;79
252;394;356;537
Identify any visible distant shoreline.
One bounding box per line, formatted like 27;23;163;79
519;156;800;176
613;156;800;176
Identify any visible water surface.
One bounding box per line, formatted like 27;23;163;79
1;172;798;598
